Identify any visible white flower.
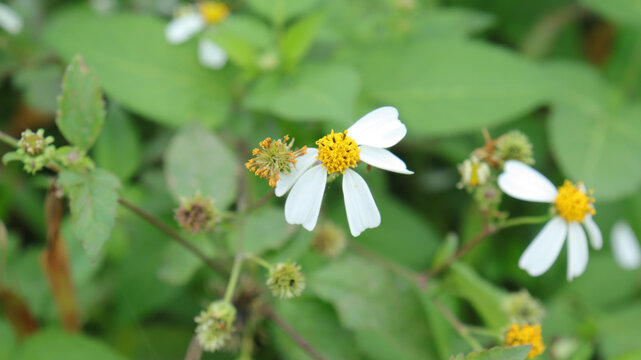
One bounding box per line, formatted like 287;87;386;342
0;3;23;35
458;156;490;188
611;221;641;270
498;160;602;281
165;2;229;69
275;106;413;237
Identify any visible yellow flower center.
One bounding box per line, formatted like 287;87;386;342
554;180;595;223
505;324;545;358
198;2;230;24
316;130;360;174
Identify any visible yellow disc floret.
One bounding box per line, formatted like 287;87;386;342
554;180;595;222
505;324;545;358
198;2;230;24
316;130;360;174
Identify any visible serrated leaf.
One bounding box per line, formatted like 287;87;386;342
56;54;105;151
280;12;324;71
15;329;126;360
164;124;237;208
463;346;531;360
246;63;360;124
44;5;232;128
246;0;319;25
357;39;548;135
310;255;434;359
58;168;120;259
546;62;641;201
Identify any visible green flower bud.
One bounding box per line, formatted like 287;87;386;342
313;222;347;258
194;300;236;352
174;192;219;234
4;129;57;174
502;289;545;325
496;131;535;165
266;261;305;299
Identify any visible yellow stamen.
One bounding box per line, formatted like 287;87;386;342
505;324;545;358
554;180;595;222
198;2;230;24
316;130;360;174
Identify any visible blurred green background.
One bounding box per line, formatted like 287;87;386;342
1;0;640;359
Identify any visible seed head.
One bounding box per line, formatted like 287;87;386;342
246;135;307;187
496;131;535;165
502;289;545;325
266;261;305;299
175;192;219;233
194;300;236;352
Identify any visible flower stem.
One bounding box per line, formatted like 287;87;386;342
433;297;483;351
499;214;553;229
245;254;272;270
0;130;19;148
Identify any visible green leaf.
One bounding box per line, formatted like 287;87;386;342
164;124;237;208
357;39;548;135
246;63;360;124
15;329;126;360
229;205;292;255
597;303;641;358
12;64;62;114
546;62;641;201
58;168;121;259
280;12;324;71
462;346;532;360
246;0;319;25
157;235;215;285
271;298;359;360
56;54;105;151
0;320;16;360
93;105;141;181
44;5;232;128
579;0;641;27
310;255;434;359
444;263;509;330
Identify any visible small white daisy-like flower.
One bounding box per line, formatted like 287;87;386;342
498;160;602;281
275;106;413;237
0;3;23;35
165;2;229;69
611;221;641;270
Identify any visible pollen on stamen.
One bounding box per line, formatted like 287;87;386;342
315;130;360;174
554;180;595;223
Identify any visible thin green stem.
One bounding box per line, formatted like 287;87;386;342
499;214;553;230
245;254;272;270
0;131;19;148
223;253;243;303
433;297;483;351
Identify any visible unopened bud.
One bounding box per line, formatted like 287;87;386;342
496;131;534;165
19;129;53;156
194;300;236;352
175;192;218;233
266;261;305;299
457;156;490;188
312;222;347;258
502;289;545;325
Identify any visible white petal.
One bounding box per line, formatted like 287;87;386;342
567;222;589;281
583;215;602;250
498;160;558;203
611;221;641;270
347;106;407;148
518;217;567;276
284;165;326;231
198;38;227;69
165;12;205;44
275;148;319;197
358;145;413;175
0;3;23;35
343;169;381;237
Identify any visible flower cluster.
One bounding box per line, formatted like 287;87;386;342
194;300;237;352
3;129;56;174
174;192;219;233
245;135;307;187
504;324;545;358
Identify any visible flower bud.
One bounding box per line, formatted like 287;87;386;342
457;156;490;188
174;192;218;234
246;136;307;187
502;289;545;325
504;323;545;358
266;261;305;299
19;129;52;156
496;130;534;165
312;222;347;258
194;300;236;352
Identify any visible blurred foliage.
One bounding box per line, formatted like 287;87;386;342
1;0;640;359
